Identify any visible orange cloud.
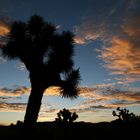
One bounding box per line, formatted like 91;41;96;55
74;3;140;84
74;19;103;44
123;17;140;38
0;103;26;112
1;84;140;113
0;88;22;97
74;36;86;45
0;86;62;97
98;16;140;84
0;20;10;47
0;23;9;36
72;84;140;111
1;85;140;101
100;37;140;74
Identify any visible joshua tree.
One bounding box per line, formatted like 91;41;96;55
0;15;80;127
55;108;78;123
69;112;79;122
112;107;139;122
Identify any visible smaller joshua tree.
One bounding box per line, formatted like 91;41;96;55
55;108;78;123
112;107;140;122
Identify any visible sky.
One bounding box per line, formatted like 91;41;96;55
0;0;140;125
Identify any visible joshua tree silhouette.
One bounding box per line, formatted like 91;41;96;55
55;108;78;123
0;15;80;127
112;107;140;122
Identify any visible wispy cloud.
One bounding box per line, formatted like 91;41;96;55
74;0;140;84
99;35;140;75
0;56;6;64
17;62;26;70
1;85;140;102
72;84;140;111
99;15;140;83
0;17;10;45
0;87;30;97
0;102;26;112
74;18;104;44
0;17;10;65
0;21;9;36
0;86;72;98
0;84;140;113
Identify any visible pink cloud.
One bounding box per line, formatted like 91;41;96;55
74;18;104;44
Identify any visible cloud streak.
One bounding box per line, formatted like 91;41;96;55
77;85;140;111
0;17;10;65
74;0;140;84
74;18;104;44
99;15;140;84
0;22;9;36
0;102;26;112
0;18;10;45
0;87;30;97
1;84;140;113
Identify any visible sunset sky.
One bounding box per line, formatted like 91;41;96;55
0;0;140;125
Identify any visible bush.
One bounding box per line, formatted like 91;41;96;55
55;108;78;123
112;107;140;122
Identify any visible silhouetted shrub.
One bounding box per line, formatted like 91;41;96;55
10;123;14;126
112;107;140;122
16;120;23;126
55;108;78;123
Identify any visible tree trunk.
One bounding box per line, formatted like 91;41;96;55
24;86;45;127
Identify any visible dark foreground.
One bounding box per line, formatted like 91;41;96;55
0;120;139;140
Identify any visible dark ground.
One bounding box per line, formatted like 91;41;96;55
0;120;139;140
